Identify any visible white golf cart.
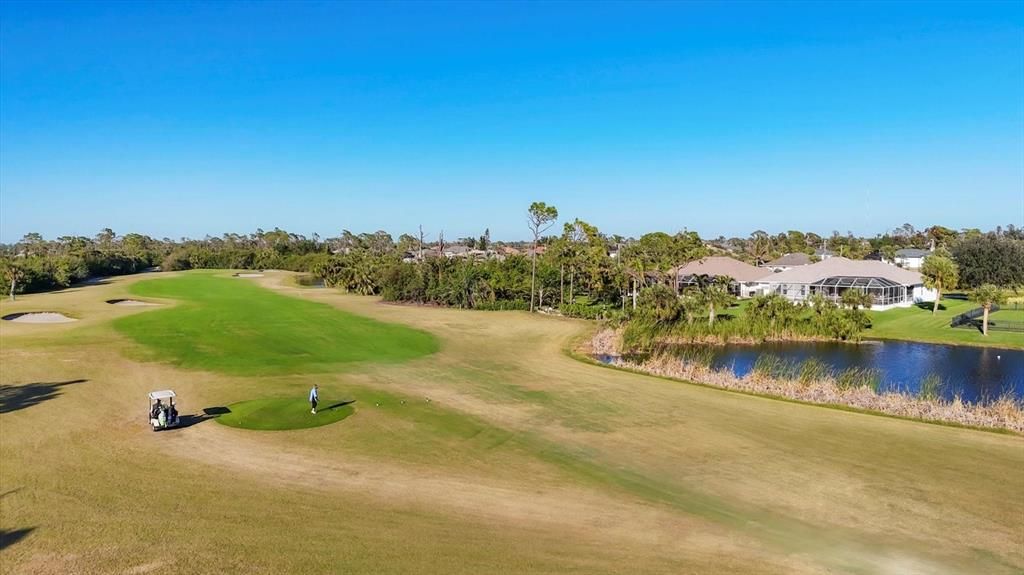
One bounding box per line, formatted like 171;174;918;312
148;389;180;431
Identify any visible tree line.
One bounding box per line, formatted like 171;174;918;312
2;213;1022;318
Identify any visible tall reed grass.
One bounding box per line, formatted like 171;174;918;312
590;329;1022;432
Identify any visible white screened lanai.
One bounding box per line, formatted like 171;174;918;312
808;276;908;306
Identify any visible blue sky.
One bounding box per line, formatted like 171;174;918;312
1;1;1022;242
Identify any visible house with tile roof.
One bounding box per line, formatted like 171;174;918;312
672;256;772;298
755;257;937;310
762;252;813;272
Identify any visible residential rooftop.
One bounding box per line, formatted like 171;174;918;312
674;256;770;283
765;252;812;267
759;256;924;285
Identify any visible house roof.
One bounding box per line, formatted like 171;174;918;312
895;248;931;258
758;257;923;286
674;256;772;282
765;253;812;267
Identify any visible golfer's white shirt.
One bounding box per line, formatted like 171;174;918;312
309;388;318;402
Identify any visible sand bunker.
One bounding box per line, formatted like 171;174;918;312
2;312;78;324
235;273;264;278
106;299;160;307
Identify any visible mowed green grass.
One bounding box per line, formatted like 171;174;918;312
989;307;1024;322
113;272;439;375
218;397;355;430
868;295;1024;349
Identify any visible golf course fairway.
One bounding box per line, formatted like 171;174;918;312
113;272;438;375
1;271;1021;575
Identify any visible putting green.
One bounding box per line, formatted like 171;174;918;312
113;272;438;375
217;397;355;430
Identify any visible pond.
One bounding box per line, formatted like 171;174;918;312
607;340;1024;403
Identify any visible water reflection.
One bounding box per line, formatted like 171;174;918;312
655;340;1023;403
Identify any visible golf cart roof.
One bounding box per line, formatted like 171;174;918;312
148;390;176;400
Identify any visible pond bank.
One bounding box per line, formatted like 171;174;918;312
586;328;1024;433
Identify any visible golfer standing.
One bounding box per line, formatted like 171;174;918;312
309;384;319;414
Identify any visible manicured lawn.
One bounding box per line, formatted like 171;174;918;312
867;295;1024;349
218;397;355;430
721;298;752;319
113;272;439;375
990;306;1024;322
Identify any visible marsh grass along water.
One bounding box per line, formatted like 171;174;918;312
603;339;1024;403
681;340;1024;403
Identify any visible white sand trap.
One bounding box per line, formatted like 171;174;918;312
236;273;264;278
2;312;78;323
106;299;160;307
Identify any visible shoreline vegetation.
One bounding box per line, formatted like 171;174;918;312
587;328;1024;433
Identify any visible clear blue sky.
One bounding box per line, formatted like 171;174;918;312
1;1;1022;243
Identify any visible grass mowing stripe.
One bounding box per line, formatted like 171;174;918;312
113;272;438;375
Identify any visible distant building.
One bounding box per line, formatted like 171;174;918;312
673;256;773;298
442;245;471;258
893;248;932;270
762;252;813;272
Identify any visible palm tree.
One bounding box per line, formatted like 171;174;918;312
840;288;873;311
747;293;799;333
920;255;959;313
693;274;735;326
971;284;1007;336
0;258;25;301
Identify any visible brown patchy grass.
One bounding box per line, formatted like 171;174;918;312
1;271;1022;574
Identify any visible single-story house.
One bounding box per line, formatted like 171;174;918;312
763;252;813;272
674;256;772;298
442;245;472;258
754;257;937;311
893;248;931;270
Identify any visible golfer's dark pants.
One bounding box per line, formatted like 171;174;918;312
311;399;318;410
